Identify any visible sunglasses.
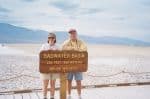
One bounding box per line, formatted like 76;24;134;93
69;31;76;33
48;37;55;39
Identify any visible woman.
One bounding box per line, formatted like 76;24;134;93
40;32;59;99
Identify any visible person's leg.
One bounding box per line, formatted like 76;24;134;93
50;80;56;99
42;80;49;98
67;73;73;99
75;72;83;98
76;80;82;95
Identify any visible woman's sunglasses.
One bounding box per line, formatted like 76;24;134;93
48;37;55;39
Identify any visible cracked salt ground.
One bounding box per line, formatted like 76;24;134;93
1;54;150;91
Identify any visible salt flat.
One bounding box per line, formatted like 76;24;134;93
6;44;150;57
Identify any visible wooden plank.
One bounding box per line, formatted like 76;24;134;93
0;95;5;99
12;94;15;99
13;94;22;99
36;92;43;99
60;73;67;99
7;95;14;99
22;93;30;99
4;95;6;99
28;93;32;99
29;92;40;99
35;92;40;99
2;94;14;99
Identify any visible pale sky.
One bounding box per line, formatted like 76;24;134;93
0;0;150;42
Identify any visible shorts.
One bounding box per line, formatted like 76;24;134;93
67;72;83;81
40;73;59;80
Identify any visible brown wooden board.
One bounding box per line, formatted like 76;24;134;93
39;50;88;73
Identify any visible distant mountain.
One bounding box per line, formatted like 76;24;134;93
0;23;150;46
82;36;150;46
0;23;48;43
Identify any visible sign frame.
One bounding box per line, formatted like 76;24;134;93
39;50;88;73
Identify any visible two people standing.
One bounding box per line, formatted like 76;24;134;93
40;29;87;99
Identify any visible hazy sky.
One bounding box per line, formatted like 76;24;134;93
0;0;150;42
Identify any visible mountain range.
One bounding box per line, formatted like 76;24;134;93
0;23;150;46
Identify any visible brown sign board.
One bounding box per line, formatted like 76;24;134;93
39;50;88;73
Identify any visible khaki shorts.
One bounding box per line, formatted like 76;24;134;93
40;73;59;80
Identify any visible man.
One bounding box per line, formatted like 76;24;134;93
62;29;87;99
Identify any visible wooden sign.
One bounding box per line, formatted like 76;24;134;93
39;50;88;73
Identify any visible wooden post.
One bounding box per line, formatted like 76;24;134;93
60;73;67;99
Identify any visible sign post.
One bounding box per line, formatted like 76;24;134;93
60;73;67;99
39;50;88;99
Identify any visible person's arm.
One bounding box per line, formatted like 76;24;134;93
39;44;46;53
79;41;87;51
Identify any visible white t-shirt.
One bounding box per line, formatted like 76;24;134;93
40;43;59;52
